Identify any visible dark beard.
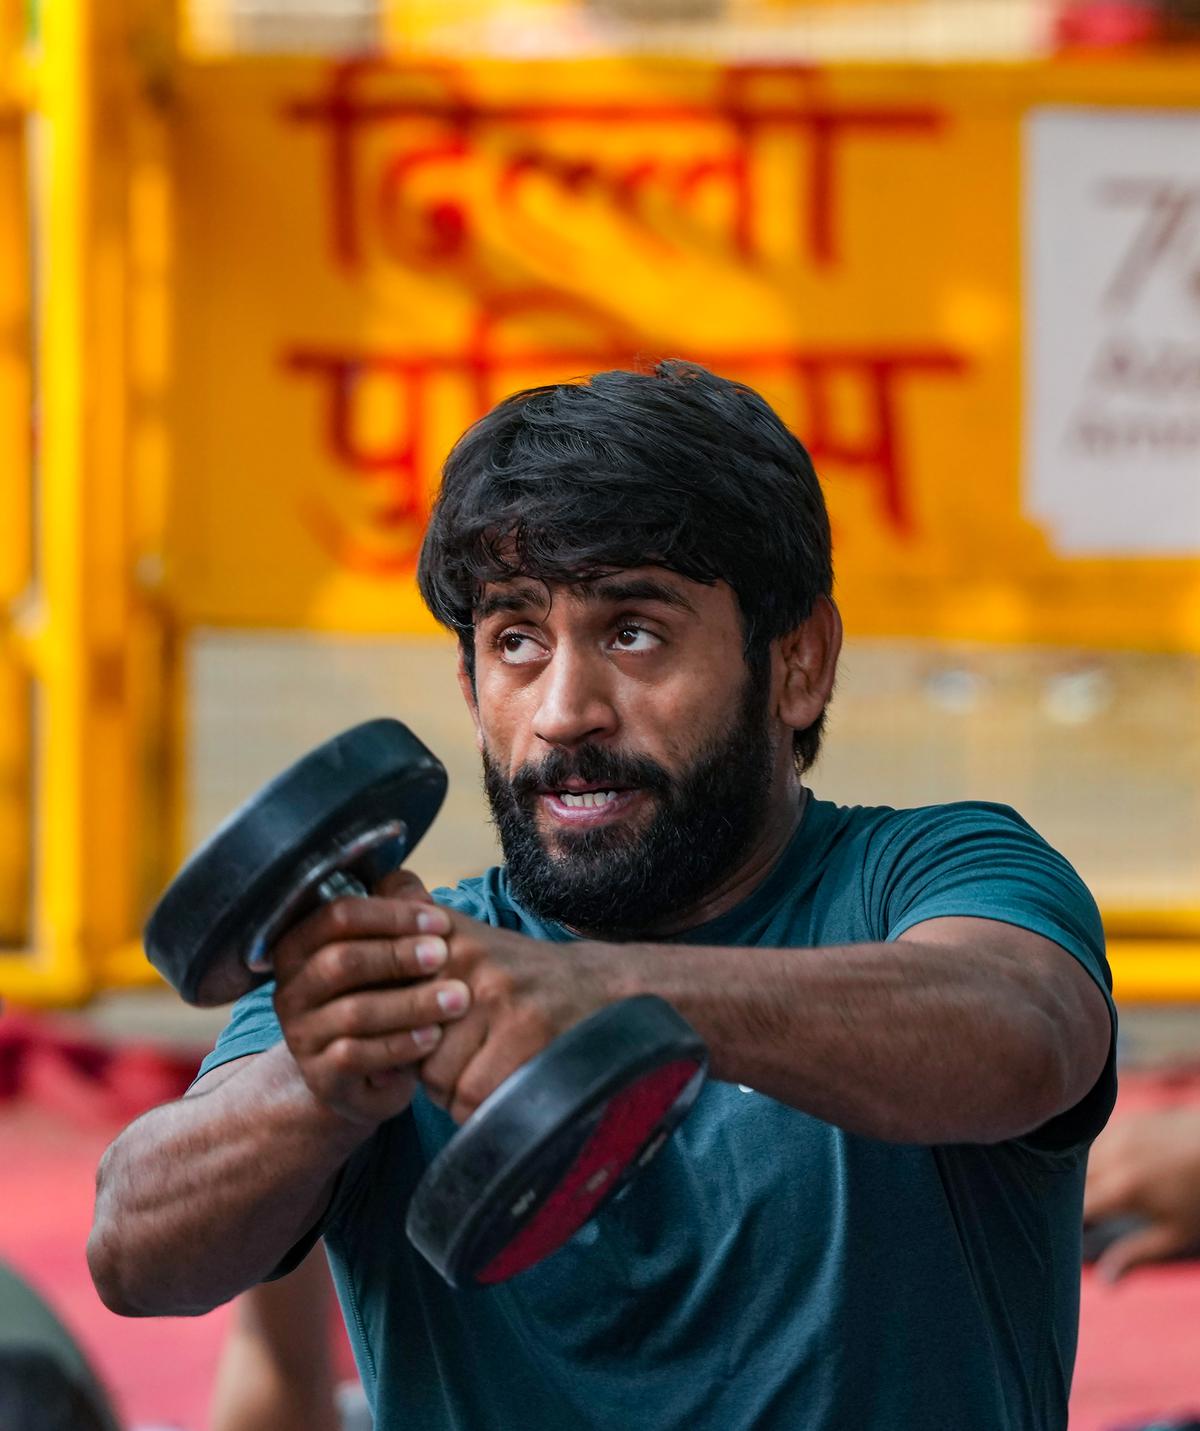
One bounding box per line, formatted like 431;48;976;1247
481;662;775;939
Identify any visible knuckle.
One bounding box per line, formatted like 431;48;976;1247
323;942;362;987
321;900;356;938
326;1038;359;1074
473;966;514;1009
456;1068;491;1115
335;994;371;1037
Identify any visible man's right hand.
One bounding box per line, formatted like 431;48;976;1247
271;878;471;1128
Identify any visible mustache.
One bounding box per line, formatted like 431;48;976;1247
508;745;673;803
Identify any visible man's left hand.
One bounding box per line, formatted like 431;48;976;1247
377;882;623;1123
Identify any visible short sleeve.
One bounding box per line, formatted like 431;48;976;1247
192;981;283;1084
871;802;1117;1155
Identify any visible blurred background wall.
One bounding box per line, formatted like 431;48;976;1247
0;0;1196;1011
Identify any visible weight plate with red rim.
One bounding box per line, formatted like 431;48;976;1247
405;995;708;1288
144;719;447;1007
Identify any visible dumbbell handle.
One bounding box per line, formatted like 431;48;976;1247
315;870;370;902
244;819;406;973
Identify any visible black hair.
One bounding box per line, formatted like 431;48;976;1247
417;360;834;769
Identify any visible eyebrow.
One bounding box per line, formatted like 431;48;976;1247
475;576;698;623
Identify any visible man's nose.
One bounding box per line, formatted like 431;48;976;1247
532;647;618;749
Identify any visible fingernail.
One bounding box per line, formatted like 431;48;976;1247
437;982;470;1016
415;937;448;972
416;908;450;934
412;1025;442;1050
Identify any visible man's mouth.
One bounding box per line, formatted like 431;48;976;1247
538;785;641;825
558;788;621;809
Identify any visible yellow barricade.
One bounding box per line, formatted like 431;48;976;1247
0;23;29;950
165;56;1200;652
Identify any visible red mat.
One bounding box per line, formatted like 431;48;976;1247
0;1102;232;1429
0;1014;230;1429
1;1015;1199;1431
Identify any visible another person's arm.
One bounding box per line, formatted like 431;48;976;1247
1085;1106;1200;1280
207;1246;341;1431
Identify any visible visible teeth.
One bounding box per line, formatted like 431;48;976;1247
560;790;618;809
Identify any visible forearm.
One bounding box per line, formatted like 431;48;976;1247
613;937;1073;1144
89;1044;368;1317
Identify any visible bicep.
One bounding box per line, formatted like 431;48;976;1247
898;915;1113;1110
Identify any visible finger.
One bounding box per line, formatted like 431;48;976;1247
375;867;434;902
446;1033;542;1126
1097;1221;1185;1283
273;897;452;981
287;978;471;1056
275;923;453;1007
314;1023;449;1084
419;1013;489;1115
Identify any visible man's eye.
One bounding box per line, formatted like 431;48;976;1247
496;631;542;663
612;626;658;652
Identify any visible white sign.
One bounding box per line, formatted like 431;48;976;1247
1025;107;1200;556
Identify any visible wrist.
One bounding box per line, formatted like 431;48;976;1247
578;940;650;1007
258;1043;377;1160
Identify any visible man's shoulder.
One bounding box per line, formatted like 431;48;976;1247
831;795;1103;947
811;795;1095;921
814;796;1037;859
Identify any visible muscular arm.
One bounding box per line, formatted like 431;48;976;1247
640;919;1112;1143
426;915;1115;1146
88;1046;364;1317
89;882;471;1319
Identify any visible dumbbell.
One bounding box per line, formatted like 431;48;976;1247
144;719;708;1289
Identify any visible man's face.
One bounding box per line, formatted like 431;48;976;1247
467;567;782;937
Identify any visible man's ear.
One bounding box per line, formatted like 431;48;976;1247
455;643;485;753
775;596;842;732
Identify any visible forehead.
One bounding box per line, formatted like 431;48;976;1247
474;567;718;622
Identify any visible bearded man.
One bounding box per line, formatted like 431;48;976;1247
90;363;1116;1431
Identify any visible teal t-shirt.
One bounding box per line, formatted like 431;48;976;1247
198;797;1116;1431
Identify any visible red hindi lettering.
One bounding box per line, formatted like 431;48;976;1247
283;347;436;574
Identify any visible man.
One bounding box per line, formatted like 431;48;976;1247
90;362;1116;1430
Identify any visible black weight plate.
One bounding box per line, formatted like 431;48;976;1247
406;995;707;1288
145;720;447;1006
